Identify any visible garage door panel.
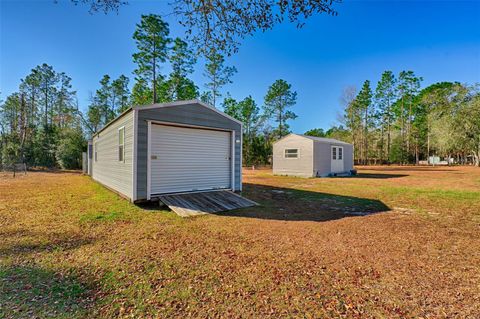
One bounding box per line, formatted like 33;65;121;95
150;124;232;195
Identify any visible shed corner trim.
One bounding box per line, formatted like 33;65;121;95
132;108;138;201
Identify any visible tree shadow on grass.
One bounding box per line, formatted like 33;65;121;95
215;183;390;222
0;231;99;318
0;264;96;319
0;231;96;257
359;166;456;172
355;172;408;179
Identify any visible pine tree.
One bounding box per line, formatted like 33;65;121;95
95;75;114;124
166;38;197;101
111;75;130;113
222;95;264;165
204;50;236;107
264;79;297;138
55;72;76;128
374;71;396;162
341;86;362;162
35;64;58;127
131;78;153;106
132;14;171;104
356;80;373;164
397;71;422;163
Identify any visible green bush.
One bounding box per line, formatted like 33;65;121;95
56;128;86;169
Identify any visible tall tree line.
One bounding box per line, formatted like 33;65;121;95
0;64;86;169
339;70;480;166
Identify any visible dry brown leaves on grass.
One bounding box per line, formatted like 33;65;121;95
1;167;480;318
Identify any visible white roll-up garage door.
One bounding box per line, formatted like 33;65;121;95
149;123;232;195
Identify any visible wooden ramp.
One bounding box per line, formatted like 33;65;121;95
158;190;257;217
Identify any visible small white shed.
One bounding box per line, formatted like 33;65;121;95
273;134;354;177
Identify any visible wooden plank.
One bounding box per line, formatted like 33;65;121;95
170;195;206;216
202;192;236;211
158;190;257;217
185;192;228;212
214;191;241;210
216;191;255;209
162;193;212;216
207;191;246;210
183;196;216;214
189;192;225;212
160;195;204;217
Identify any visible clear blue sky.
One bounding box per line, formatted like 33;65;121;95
1;0;479;133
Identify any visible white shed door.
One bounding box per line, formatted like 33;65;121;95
331;146;344;173
150;124;232;195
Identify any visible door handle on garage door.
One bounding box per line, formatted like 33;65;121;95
151;155;158;160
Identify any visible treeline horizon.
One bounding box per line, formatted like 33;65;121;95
1;14;479;169
335;71;480;166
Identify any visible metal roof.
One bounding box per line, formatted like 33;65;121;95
295;134;352;145
275;133;352;145
92;99;241;138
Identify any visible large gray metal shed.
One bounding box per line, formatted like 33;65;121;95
89;100;243;202
273;134;354;177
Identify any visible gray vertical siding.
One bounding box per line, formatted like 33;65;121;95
273;135;314;177
343;144;354;171
313;142;332;176
91;109;134;199
314;142;354;176
136;103;242;200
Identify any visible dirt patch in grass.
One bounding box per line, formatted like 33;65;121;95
1;167;480;318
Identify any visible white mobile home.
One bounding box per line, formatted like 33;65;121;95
273;134;354;177
89;100;243;202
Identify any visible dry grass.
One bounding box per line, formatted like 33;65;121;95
1;166;479;318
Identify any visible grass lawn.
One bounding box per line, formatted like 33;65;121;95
1;166;479;318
